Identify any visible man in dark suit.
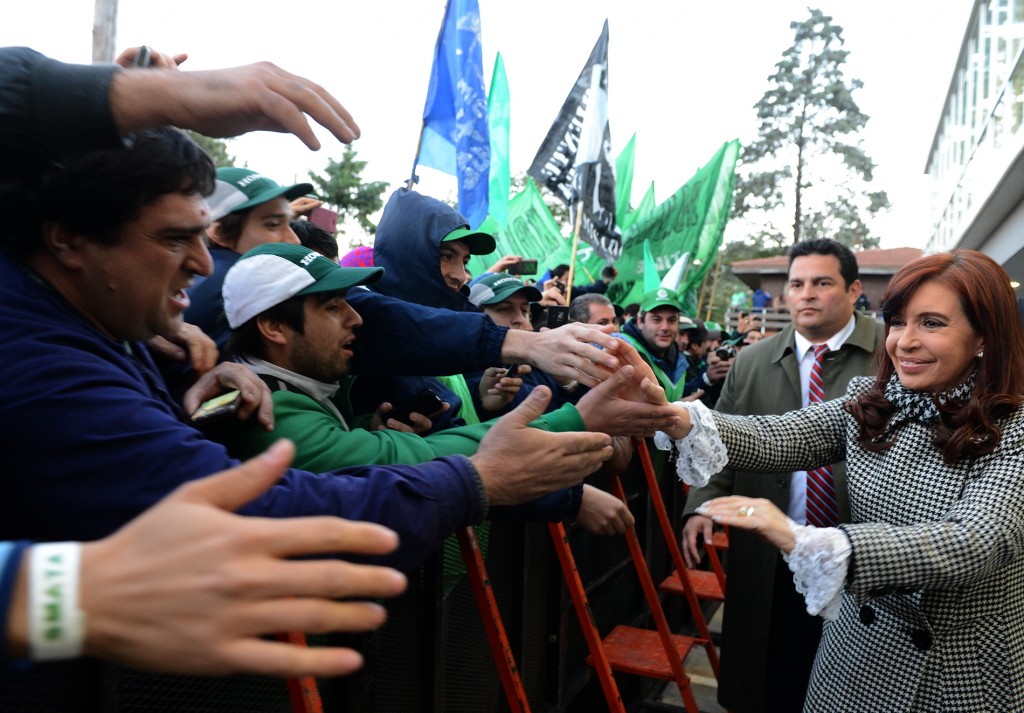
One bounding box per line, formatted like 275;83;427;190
682;238;885;713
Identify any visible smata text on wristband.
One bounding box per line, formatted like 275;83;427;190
28;542;85;660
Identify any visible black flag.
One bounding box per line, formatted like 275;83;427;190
527;20;621;262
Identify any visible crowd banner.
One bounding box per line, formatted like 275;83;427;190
487;52;511;229
608;140;740;306
413;0;491;229
615;133;637;229
527;20;621;264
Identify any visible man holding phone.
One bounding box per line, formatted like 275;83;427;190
217;244;645;533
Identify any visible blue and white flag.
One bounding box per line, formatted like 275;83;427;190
416;0;490;228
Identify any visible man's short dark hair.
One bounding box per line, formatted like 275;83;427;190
600;265;617;280
5;127;216;257
227;291;341;360
787;239;859;288
624;302;640;318
291;220;339;261
551;263;570;279
569;293;613;323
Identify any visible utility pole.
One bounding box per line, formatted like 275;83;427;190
92;0;118;63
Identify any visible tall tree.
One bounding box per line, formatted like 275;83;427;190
185;132;235;168
307;146;389;238
733;8;889;247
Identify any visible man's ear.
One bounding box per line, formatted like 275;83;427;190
257;314;290;347
40;222;90;270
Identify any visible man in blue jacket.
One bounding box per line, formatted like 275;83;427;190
0;115;625;572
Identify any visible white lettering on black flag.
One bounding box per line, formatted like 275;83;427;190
527;20;621;262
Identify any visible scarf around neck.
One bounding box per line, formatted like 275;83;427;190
883;371;975;426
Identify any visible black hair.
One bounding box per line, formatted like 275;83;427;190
226;291;343;361
4;127;215;258
291;220;339;261
551;263;570;278
208;209;246;250
787;238;859;288
569;292;613;323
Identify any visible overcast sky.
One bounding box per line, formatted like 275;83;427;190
2;0;971;249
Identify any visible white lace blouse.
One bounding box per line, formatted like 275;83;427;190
655;400;850;620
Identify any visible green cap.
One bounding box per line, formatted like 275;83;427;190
442;226;497;255
223;243;382;328
468;272;543;307
208;167;313;222
640;287;684;313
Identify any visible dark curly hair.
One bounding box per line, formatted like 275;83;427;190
848;250;1024;463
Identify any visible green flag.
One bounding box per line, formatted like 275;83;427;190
622;181;656;233
615;133;636;227
487;52;511;228
681;139;740;295
608;140;740;305
467;180;564;279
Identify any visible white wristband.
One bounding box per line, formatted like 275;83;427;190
29;542;85;660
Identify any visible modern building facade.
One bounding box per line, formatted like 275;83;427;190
925;0;1024;283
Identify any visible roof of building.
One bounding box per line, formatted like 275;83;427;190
730;247;924;275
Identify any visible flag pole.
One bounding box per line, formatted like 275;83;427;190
565;200;585;304
701;247;725;322
407;120;426;190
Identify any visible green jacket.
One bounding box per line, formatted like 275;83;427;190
224;380;585;473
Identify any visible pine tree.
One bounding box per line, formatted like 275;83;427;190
732;8;890;248
307;146;389;238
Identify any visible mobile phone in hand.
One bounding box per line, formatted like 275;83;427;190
388;389;445;427
190;390;241;427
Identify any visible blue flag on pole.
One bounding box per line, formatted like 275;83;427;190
417;0;490;229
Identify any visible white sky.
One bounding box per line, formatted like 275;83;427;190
1;0;970;250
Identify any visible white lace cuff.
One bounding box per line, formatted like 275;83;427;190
782;519;851;620
653;400;728;487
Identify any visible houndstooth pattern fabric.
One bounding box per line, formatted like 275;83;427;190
710;376;1024;712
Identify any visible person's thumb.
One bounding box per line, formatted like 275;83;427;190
595;364;635;398
501;385;552;427
174;439;295;511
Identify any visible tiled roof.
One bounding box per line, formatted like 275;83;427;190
731;247;923;272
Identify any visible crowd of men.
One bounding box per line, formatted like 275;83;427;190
0;44;879;713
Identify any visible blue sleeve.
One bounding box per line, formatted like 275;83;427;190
1;352;483;572
0;541;31;668
488;482;584;522
0;48;122;180
346;289;507;376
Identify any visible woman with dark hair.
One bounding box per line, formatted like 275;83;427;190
658;250;1024;710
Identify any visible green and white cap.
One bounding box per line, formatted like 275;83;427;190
208;167;313;222
468;272;542;307
223;243;383;328
640;287;684;313
441;226;496;255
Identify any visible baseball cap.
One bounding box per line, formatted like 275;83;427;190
223;243;383;328
442;226;497;256
640;287;684;313
468;272;542;307
208;167;314;222
677;314;696;331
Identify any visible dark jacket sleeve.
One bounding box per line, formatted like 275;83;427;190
347;288;507;376
0;47;122;179
1;351;484;573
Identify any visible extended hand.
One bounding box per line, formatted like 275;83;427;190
502;324;620;388
696;496;796;553
576;365;681;437
183;362;274;431
78;440;406;677
110;61;360;149
470;387;613;506
575;484;634;535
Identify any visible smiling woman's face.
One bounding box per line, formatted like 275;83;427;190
885;279;984;393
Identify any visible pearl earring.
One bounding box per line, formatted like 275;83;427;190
977;350;984;358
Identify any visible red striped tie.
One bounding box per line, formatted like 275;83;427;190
805;344;838;527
